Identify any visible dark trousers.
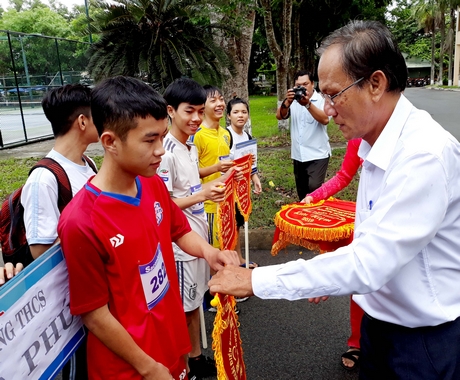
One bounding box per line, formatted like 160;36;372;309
62;332;88;380
293;157;329;201
359;313;460;380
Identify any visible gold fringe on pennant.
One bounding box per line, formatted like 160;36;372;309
273;200;354;243
211;294;227;380
234;192;252;223
211;295;243;380
271;238;290;256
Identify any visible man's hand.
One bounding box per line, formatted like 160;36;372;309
0;262;24;285
208;265;254;298
283;89;295;107
297;89;311;107
203;248;240;272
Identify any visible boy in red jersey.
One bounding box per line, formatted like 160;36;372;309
58;76;240;380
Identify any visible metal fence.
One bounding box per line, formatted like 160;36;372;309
0;30;91;148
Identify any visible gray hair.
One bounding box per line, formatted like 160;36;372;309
317;20;407;92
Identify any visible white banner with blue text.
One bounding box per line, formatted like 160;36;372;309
0;244;84;380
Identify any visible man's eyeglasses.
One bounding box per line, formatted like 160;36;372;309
321;77;364;106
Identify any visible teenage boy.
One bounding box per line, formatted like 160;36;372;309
22;84;98;260
58;76;240;380
20;83;98;380
160;78;230;379
191;85;233;249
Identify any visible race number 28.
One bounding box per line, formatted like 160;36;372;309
139;244;170;309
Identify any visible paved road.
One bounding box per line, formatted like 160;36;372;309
404;87;460;141
201;248;359;380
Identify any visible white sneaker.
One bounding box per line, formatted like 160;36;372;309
235;296;249;303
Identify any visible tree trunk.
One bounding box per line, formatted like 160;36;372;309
431;27;436;85
291;11;302;81
210;4;256;134
447;7;456;86
259;0;293;131
438;12;446;85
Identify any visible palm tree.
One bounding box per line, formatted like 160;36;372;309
413;0;440;84
87;0;232;91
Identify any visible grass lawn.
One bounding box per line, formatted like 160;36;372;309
0;96;357;229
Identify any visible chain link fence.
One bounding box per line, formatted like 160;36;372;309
0;30;91;148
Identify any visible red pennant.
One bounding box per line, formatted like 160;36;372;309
217;171;237;251
211;294;246;379
233;154;253;221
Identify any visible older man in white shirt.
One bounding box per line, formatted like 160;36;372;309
209;20;460;379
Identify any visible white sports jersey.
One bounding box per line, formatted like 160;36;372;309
21;149;97;245
158;133;208;261
228;127;250;160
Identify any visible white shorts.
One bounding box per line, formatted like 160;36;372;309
176;258;210;312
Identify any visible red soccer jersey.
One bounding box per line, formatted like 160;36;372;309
58;175;192;379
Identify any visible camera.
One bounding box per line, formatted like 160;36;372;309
292;86;307;101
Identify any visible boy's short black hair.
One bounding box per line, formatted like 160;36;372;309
163;78;206;110
91;76;168;141
41;84;91;138
203;85;223;99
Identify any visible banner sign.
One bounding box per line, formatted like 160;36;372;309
233;155;253;222
217;171;237;251
211;294;246;380
271;198;356;255
234;139;257;173
0;244;85;380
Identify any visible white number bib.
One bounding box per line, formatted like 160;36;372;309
139;243;169;310
190;184;204;215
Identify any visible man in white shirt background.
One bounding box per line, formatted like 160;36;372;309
276;70;331;201
210;20;460;379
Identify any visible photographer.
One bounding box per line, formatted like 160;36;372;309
276;70;331;200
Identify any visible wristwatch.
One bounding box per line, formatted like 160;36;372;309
305;101;311;110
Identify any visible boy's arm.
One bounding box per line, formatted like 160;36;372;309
30;239;58;259
251;173;262;194
198;160;233;179
175;230;240;271
82;305;173;380
172;181;225;210
22;169;61;257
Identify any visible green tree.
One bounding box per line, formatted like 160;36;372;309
0;4;90;86
205;0;257;103
87;0;232;91
412;0;439;84
0;7;72;37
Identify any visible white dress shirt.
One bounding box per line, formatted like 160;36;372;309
254;95;460;328
289;90;331;162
